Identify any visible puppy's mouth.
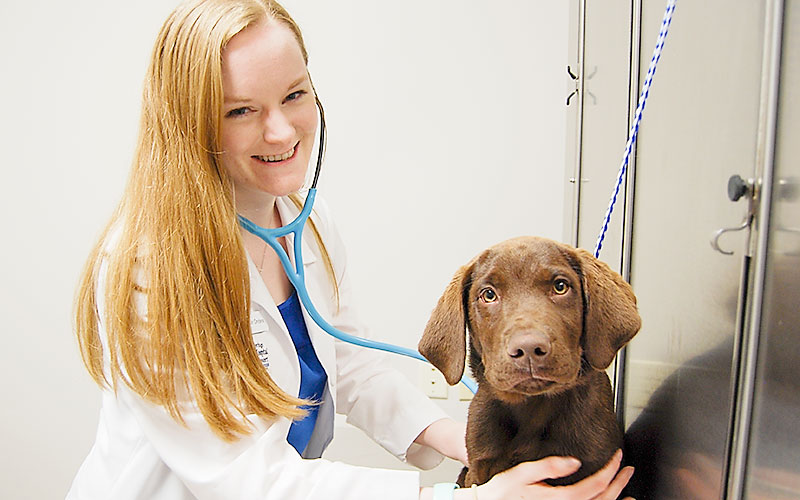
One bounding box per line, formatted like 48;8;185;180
513;377;555;392
513;373;562;393
490;369;575;396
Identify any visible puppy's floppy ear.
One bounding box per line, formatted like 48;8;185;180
576;248;641;370
419;261;474;385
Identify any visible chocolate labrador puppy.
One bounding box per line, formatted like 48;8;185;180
419;236;641;487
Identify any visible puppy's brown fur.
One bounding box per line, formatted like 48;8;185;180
419;237;641;486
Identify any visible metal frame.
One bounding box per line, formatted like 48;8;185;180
613;0;644;430
724;0;785;497
569;0;588;248
570;0;643;424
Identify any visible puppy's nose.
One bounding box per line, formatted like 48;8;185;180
507;332;551;362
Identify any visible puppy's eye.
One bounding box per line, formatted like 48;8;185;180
553;279;570;295
479;288;498;303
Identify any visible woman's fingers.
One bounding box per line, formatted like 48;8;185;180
479;456;582;500
560;450;625;499
481;450;633;500
591;465;634;500
502;455;583;483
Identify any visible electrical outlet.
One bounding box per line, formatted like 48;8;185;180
421;365;448;399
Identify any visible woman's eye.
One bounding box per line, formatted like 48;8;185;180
225;107;250;118
285;90;307;103
479;288;498;303
553;279;570;295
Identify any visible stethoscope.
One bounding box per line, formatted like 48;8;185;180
237;98;478;394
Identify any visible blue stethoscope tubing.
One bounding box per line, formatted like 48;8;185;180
237;98;478;394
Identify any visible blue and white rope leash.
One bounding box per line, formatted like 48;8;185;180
593;0;676;258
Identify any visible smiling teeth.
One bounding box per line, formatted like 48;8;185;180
256;147;295;163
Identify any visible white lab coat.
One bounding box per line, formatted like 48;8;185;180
67;194;450;500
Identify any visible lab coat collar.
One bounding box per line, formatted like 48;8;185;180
244;194;321;345
244;193;317;338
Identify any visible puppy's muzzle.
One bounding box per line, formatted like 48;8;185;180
507;331;552;370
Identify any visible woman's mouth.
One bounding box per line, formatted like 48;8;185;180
252;144;297;163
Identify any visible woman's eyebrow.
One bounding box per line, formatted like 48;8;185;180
223;93;252;104
223;75;308;104
286;74;309;90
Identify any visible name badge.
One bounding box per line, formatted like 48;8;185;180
250;309;270;368
250;309;269;334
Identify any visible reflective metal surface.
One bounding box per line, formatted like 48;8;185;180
621;1;767;497
743;1;800;497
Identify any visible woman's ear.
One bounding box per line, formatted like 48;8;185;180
419;261;474;385
576;248;641;370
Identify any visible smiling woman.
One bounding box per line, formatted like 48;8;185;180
219;19;324;305
220;20;318;209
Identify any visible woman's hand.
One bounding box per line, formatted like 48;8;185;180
472;450;634;500
415;420;634;499
414;418;469;466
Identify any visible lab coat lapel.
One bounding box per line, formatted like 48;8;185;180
245;253;300;397
255;195;316;338
245;222;335;455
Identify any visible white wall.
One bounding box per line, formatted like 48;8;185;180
0;1;567;497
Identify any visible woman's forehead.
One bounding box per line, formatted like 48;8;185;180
222;20;307;99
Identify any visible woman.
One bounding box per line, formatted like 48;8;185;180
68;1;634;498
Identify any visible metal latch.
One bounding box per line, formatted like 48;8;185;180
711;175;756;256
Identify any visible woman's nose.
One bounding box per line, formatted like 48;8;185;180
262;110;294;143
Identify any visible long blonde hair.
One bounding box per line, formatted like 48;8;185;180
75;0;334;441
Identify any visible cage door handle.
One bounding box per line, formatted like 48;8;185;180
711;175;755;256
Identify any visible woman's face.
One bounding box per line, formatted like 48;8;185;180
219;20;317;207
